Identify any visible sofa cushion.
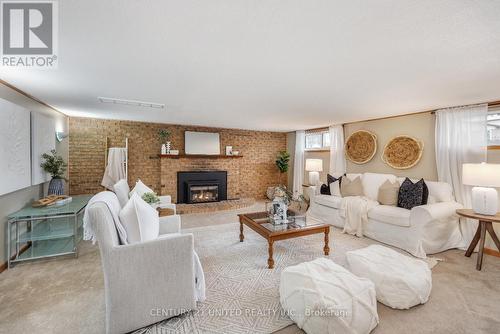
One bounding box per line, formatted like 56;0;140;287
129;179;155;198
113;179;130;208
378;180;400;206
362;173;397;201
368;205;411;227
329;177;342;197
119;193;159;243
397;178;425;210
397;177;453;203
426;181;454;202
314;194;342;209
341;176;364;197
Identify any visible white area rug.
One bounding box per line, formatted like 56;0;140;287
134;222;437;334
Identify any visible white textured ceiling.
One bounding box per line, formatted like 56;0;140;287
2;0;500;131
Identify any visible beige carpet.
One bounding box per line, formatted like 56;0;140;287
1;203;500;334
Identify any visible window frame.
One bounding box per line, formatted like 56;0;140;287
305;130;331;151
487;105;500;150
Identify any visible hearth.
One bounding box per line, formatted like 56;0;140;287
177;171;227;204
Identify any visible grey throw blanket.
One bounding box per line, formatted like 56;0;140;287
83;191;129;244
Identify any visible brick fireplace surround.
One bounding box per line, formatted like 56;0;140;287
69;117;288;201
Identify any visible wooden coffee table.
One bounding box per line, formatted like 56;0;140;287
238;212;330;269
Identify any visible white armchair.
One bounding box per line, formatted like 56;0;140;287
86;199;196;334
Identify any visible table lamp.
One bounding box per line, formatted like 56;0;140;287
462;163;500;215
305;159;323;186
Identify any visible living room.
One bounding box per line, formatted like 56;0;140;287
1;1;500;334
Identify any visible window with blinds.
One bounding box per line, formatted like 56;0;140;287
305;128;330;150
488;105;500;147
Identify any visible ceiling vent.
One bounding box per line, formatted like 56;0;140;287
98;97;165;109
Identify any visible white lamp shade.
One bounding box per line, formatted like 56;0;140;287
305;159;323;172
462;163;500;188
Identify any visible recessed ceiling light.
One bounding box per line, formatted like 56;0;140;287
98;97;165;109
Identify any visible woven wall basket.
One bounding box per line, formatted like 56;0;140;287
345;130;378;164
382;135;424;169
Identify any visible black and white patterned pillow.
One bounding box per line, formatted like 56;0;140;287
397;178;425;210
320;174;342;195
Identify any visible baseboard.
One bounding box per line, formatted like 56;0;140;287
484;247;500;258
0;243;31;274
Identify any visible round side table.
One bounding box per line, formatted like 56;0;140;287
456;209;500;271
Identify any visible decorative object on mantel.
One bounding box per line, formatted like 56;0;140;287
382;135;423;169
158;128;171;154
232;150;239;155
169;149;179;155
41;149;67;195
345;130;377;164
225;146;233;155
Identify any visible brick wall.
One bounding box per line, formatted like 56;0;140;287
69;117;288;200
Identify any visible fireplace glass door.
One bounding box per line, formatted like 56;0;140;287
188;184;219;203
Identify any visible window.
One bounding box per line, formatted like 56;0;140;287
488;106;500;147
305;130;330;150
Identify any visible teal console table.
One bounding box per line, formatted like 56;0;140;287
7;195;93;268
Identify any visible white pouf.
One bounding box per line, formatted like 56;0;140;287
280;258;379;334
346;245;432;309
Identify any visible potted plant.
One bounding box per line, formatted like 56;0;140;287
142;192;161;208
158;128;171;154
40;149;67;195
275;151;290;185
266;151;291;199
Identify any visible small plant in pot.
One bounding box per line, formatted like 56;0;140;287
142;192;160;207
41;149;67;195
158;128;171;154
275;151;290;185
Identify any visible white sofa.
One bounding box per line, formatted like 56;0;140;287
306;172;465;258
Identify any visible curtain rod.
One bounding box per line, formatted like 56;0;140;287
307;99;500;128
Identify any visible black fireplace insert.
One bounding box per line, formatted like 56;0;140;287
177;171;227;204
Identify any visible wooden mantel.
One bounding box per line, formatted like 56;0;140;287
159;154;243;159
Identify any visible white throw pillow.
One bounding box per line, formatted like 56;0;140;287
129;179;155;198
329;180;342;197
113;179;130;208
119;193;159;243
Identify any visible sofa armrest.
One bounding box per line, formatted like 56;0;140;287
159;214;181;234
159;195;172;204
410;201;463;224
158;202;176;214
303;185;320;201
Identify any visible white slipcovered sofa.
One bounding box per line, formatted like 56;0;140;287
306;172;465;258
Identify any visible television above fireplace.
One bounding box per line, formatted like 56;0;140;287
177;171;227;204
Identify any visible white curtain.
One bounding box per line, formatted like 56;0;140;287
293;130;305;197
329;125;346;176
435;104;488;246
